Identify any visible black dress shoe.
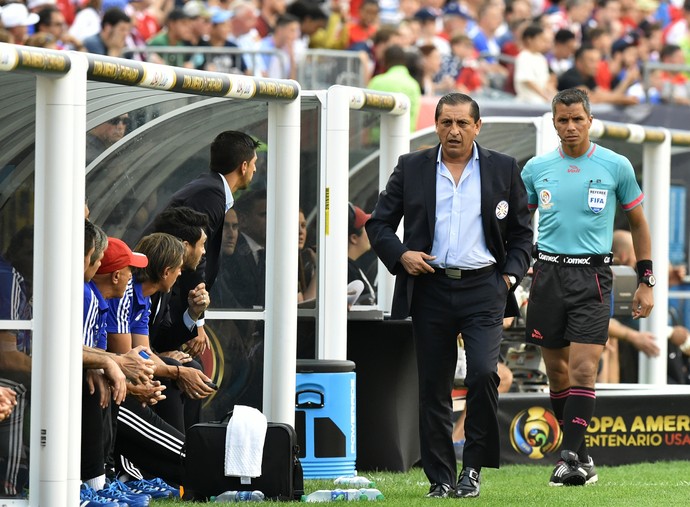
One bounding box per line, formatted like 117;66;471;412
426;483;453;498
456;467;480;498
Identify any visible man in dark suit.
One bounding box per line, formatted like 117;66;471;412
162;131;260;291
366;93;532;499
146;131;261;357
224;189;267;308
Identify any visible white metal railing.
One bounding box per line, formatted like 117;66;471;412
121;45;286;77
0;41;302;507
120;46;368;88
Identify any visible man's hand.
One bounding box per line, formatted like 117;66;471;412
176;366;215;400
114;346;155;385
102;357;127;405
400;251;436;276
0;386;17;422
632;285;654;319
669;326;690;355
128;380;167;407
85;369;113;408
184;326;210;358
187;283;210;321
158;350;194;364
626;329;659;358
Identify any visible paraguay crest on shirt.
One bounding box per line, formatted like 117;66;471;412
588;188;608;213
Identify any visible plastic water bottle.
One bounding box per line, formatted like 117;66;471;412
301;489;365;502
333;476;375;488
211;490;265;502
358;488;384;501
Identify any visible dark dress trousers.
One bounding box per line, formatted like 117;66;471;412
366;144;532;486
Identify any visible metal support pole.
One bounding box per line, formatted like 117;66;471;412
639;129;671;384
262;95;301;425
66;51;88;504
319;86;351;360
377;109;409;314
536;112;559;156
31;58;84;507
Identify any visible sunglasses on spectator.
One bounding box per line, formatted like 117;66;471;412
107;116;129;125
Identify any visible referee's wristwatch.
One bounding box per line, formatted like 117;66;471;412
506;274;517;289
639;274;656;287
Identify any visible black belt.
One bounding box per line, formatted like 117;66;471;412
432;265;495;279
536;250;612;267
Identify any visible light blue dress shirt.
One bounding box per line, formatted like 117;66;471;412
220;172;234;212
430;143;496;269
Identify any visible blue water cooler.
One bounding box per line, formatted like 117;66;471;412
295;359;356;478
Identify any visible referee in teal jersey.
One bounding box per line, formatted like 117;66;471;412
521;88;654;487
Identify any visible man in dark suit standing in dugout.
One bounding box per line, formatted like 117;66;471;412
366;93;533;499
148;131;260;357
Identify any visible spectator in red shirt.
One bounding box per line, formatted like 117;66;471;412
348;0;380;47
126;0;168;43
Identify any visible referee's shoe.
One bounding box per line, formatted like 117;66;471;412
549;450;587;486
580;455;599;485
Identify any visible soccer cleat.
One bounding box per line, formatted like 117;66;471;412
80;484;129;507
123;479;173;499
580;455;599;485
140;477;180;498
97;480;151;507
549;450;587;487
80;500;126;507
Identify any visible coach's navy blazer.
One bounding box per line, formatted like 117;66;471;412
366;144;533;319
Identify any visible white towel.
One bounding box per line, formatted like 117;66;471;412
347;280;364;308
224;405;268;479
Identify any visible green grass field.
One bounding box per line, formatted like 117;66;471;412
153;461;690;506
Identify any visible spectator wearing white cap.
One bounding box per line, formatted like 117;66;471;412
1;3;40;44
27;0;56;13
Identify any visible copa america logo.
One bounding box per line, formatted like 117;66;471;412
509;406;562;459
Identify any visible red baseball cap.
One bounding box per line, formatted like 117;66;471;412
96;237;148;274
352;206;371;229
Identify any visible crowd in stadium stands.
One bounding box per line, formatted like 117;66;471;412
1;0;689;105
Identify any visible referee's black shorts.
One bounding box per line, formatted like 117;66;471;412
525;261;612;349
